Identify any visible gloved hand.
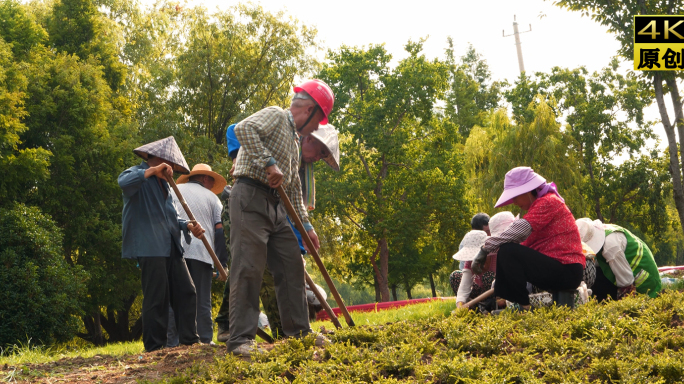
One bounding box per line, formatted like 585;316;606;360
471;248;488;275
617;284;635;300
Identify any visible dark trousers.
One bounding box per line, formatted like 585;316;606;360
591;265;618;302
138;245;199;352
495;243;583;305
215;265;285;338
167;259;214;346
227;182;311;351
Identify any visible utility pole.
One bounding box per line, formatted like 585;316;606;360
503;15;532;74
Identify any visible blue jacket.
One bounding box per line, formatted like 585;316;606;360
118;162;191;258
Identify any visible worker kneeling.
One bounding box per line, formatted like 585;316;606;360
576;218;661;301
473;167;585;310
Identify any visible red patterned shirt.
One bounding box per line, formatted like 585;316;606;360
521;194;585;266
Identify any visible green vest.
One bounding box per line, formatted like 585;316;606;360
596;225;661;298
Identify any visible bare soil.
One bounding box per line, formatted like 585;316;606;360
2;342;272;383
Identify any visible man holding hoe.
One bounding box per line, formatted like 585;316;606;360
215;122;340;342
227;79;335;357
118;137;207;352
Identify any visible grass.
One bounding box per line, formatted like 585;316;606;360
0;338;145;366
165;290;684;383
9;292;684;383
0;299;456;367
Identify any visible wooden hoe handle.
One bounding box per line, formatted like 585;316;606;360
167;177;228;282
464;288;495;309
276;185;356;327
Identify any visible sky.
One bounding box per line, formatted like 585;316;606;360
167;0;671;150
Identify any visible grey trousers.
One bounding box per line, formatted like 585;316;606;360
138;245;199;352
227;181;311;351
167;259;214;346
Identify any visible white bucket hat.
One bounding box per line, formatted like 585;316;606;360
488;211;516;237
452;230;488;261
575;218;606;254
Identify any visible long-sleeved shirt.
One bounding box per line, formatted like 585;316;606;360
483;194;585;267
118;162;191;258
232;106;312;231
602;232;635;287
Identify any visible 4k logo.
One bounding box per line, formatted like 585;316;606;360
634;16;684;70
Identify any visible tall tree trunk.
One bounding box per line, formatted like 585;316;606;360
373;273;381;302
429;273;437;298
370;242;390;302
391;284;398;301
654;74;684;233
403;275;412;299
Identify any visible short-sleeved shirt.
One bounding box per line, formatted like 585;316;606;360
172;182;223;266
521;194;585;266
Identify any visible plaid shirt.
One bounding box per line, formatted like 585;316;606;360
233;106;311;230
482;219;532;253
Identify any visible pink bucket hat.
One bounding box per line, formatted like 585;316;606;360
494;167;547;208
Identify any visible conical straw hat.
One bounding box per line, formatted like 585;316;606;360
133;136;190;174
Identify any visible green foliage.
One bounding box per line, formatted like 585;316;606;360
48;0;127;91
444;40;503;139
504;63;670;237
553;0;684;245
316;40;471;301
464;100;583;214
157;291;684;383
0;0;47;60
0;204;86;348
20;48;141;343
174;3;318;144
0;2;51;204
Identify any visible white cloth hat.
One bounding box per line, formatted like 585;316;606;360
575;218;606;254
310;124;340;171
488;211;516;237
452;230;488;261
306;283;327;305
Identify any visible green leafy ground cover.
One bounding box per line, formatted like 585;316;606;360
174;291;684;383
5;293;684;383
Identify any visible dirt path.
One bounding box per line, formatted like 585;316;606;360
2;343;254;383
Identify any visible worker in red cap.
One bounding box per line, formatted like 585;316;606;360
227;79;334;357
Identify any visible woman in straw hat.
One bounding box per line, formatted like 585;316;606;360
118;136;205;352
472;167;585;310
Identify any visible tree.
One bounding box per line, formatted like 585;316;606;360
20;49;140;345
505;63;669;235
48;0;127;92
0;33;51;203
316;40;471;302
173;3;318;145
444;40;503;139
553;0;684;234
0;204;86;347
465;97;584;214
